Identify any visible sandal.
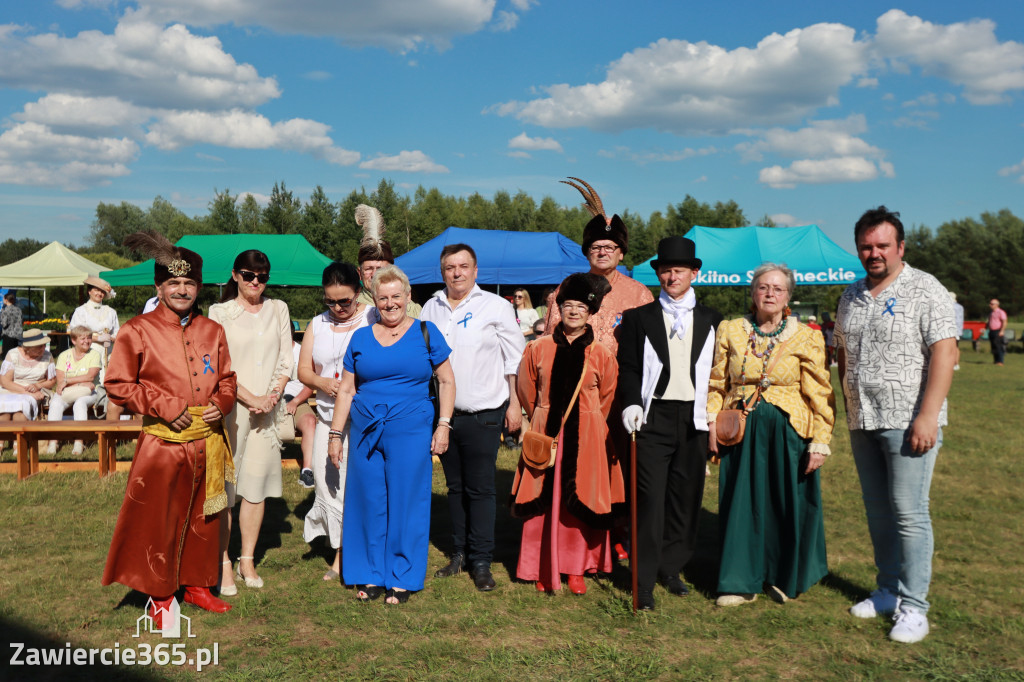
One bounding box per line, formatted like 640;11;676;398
357;585;385;602
385;588;410;605
323;569;340;582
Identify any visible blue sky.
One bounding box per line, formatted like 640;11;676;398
0;0;1021;252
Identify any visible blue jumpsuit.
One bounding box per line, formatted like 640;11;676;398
341;321;451;591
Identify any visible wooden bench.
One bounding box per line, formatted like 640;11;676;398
0;420;143;481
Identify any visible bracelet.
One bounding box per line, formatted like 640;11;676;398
328;429;344;437
437;416;451;424
436;422;452;430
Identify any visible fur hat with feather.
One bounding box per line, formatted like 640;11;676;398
124;231;203;284
355;204;395;264
560;177;628;255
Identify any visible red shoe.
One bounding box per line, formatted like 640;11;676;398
536;580;550;593
614;543;629;561
183;586;232;613
567;574;586;595
148;595;174;629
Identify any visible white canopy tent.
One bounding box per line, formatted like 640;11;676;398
0;241;111;313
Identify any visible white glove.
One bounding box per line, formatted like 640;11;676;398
96;332;111;343
621;405;644;433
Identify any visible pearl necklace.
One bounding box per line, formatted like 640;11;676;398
739;317;787;389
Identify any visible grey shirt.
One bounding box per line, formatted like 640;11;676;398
1;302;22;340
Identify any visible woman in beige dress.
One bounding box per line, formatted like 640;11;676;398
208;250;292;594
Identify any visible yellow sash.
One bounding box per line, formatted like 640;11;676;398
142;406;235;516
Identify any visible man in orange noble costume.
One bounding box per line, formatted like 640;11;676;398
542;178;654;356
102;232;237;626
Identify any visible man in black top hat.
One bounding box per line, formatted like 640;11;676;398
617;236;722;611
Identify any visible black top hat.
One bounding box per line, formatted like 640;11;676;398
650;236;701;271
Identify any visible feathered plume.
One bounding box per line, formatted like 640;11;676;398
560;177;606;219
124;230;179;266
355;204;386;248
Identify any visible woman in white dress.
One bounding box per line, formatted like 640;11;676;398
69;276;122;420
208;250;292;595
514;289;540;340
0;329;56;426
299;262;370;581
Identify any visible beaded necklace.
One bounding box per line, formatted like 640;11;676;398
739;316;788;389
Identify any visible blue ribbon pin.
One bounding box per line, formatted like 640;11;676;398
883;298;896;317
202;354;213;374
458;312;473;328
613;313;623;328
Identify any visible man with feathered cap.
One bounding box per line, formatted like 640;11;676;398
102;231;237;627
353;204;421;317
542;178;653;356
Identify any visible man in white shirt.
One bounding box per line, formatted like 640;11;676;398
420;244;526;591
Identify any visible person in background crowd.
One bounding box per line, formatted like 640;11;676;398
806;315;821;332
45;325;102;455
821;311;836;367
514;289;540;340
535;287;554;323
102;231;236;627
543;178;653;356
0;330;56;447
354;204;421;317
209;250;292;596
1;291;22;359
618;236;722;611
533;320;546;337
284;334;316;488
511;273;623;595
987;298;1007;366
300;262;371;582
329;265;455;604
950;292;964;370
835;206;956;644
422;244;526;592
70;276;122;420
707;263;834;608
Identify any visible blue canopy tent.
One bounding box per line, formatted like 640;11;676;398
632;225;864;286
395;227;593;287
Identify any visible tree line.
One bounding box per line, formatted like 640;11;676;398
0;179;1018;320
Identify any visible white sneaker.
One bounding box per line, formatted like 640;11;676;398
850;589;900;618
764;584;789;604
889;606;929;643
716;593;757;607
44;441;58;455
72;441;85;456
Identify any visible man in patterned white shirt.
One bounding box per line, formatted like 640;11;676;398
834;206;957;644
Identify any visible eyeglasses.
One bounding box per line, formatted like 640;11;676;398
514;295;523;299
755;284;788;296
589;245;619;254
560;303;589;313
324;297;355;309
238;270;270;284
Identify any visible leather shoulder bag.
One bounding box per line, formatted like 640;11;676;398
521;344;591;470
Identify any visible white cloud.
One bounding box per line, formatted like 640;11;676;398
359;150;449;173
508;132;562;152
998;159;1024;183
0;122;137;190
769;213;801;226
493;11;519;32
129;0;500;52
857;77;878;88
303;70;332;81
902;92;938;108
493;23;869;135
0;19;281;110
759;156;894;189
597;145;717;164
509;0;537;9
16;94;153;135
874;9;1024;105
507;150;531;159
145;110;359;164
736;115;879;161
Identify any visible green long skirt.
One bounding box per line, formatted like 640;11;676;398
717;401;827;598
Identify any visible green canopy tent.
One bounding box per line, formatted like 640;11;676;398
0;241;112;314
102;234;334;287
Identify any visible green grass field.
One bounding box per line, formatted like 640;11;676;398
1;347;1023;680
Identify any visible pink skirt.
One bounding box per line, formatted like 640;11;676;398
516;433;613;590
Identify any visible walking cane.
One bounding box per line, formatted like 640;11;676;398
630;429;639;614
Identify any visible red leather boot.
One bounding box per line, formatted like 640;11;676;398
567;574;587;595
148;595;175;629
183;586;232;613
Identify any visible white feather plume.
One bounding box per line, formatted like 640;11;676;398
355;204;386;247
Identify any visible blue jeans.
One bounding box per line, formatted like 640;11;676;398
849;428;941;612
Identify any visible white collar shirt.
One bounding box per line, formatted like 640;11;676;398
420;284;526;412
834;263;957;431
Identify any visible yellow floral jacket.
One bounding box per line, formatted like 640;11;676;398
707;316;835;455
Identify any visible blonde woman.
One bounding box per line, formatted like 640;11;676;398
45;326;102;454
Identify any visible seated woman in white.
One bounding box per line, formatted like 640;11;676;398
45;326;102;455
0;329;56;452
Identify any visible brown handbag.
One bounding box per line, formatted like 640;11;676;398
714;334;795;450
521;346;591;470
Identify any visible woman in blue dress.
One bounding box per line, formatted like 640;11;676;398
328;265;455;604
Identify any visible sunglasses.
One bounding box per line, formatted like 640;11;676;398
324;297;355;309
238;270;269;284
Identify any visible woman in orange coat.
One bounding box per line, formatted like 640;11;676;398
510;273;625;595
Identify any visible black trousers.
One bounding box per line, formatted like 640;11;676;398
440;404;506;565
634;400;708;592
